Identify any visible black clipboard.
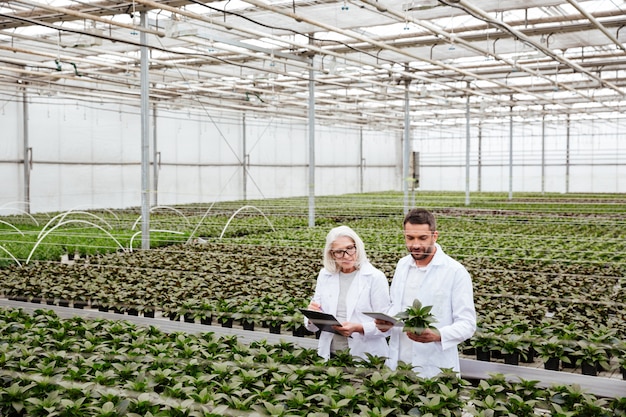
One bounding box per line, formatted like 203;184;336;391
300;308;342;334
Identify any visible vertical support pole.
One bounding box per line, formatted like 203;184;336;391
152;102;158;206
243;113;247;200
140;11;151;250
403;76;411;214
477;121;482;192
359;127;364;194
565;113;570;193
541;108;546;195
22;89;30;214
464;87;471;206
307;44;315;227
508;100;513;200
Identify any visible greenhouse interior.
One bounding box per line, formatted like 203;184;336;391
0;0;625;416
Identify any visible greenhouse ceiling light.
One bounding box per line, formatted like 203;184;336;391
402;0;439;11
165;20;198;38
402;0;460;11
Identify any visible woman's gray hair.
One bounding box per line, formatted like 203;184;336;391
322;225;368;273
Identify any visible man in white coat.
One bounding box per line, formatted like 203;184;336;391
375;208;476;378
306;225;390;361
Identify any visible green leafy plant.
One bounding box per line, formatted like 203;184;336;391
395;298;437;334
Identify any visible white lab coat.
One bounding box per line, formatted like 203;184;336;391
385;244;476;378
305;261;390;361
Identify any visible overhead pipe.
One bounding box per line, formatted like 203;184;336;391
451;0;625;97
357;0;577;109
10;0;164;38
565;0;626;52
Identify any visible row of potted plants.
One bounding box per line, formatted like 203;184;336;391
1;306;624;416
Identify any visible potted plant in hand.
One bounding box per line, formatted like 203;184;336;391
395;298;437;335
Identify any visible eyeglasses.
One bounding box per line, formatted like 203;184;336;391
331;245;357;258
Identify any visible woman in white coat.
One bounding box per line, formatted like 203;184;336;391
305;225;390;361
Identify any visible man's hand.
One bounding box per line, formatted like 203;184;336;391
406;327;441;343
374;319;394;332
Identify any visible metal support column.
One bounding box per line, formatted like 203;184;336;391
243;113;247;200
403;77;411;214
541;108;546;195
359;127;364;194
152;103;159;206
307;47;316;227
464;87;471;206
565;113;571;193
140;11;151;249
477;121;482;192
22;89;30;213
508;101;513;200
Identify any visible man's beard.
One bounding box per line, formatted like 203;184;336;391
409;246;433;261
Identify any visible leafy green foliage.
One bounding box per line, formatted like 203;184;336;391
395;299;437;333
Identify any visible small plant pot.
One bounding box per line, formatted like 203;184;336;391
112;307;123;314
621;366;626;380
58;300;70;308
184;314;195;323
73;301;88;309
127;309;139;316
143;309;155;318
581;361;597;376
242;321;255;331
168;312;180;321
292;325;306;337
462;347;476;356
504;353;519;366
200;316;212;325
98;305;109;312
476;348;491;362
269;323;282;334
220;318;234;328
491;350;503;359
521;347;536;363
563;354;577;368
544;357;560;371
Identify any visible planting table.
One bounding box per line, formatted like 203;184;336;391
2;298;625;399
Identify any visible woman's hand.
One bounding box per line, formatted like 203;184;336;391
332;322;363;337
307;301;322;311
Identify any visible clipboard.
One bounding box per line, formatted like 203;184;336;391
362;312;403;326
300;308;342;334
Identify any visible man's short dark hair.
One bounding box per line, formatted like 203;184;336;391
403;208;436;231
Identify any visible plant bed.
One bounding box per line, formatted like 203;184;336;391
0;306;624;417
